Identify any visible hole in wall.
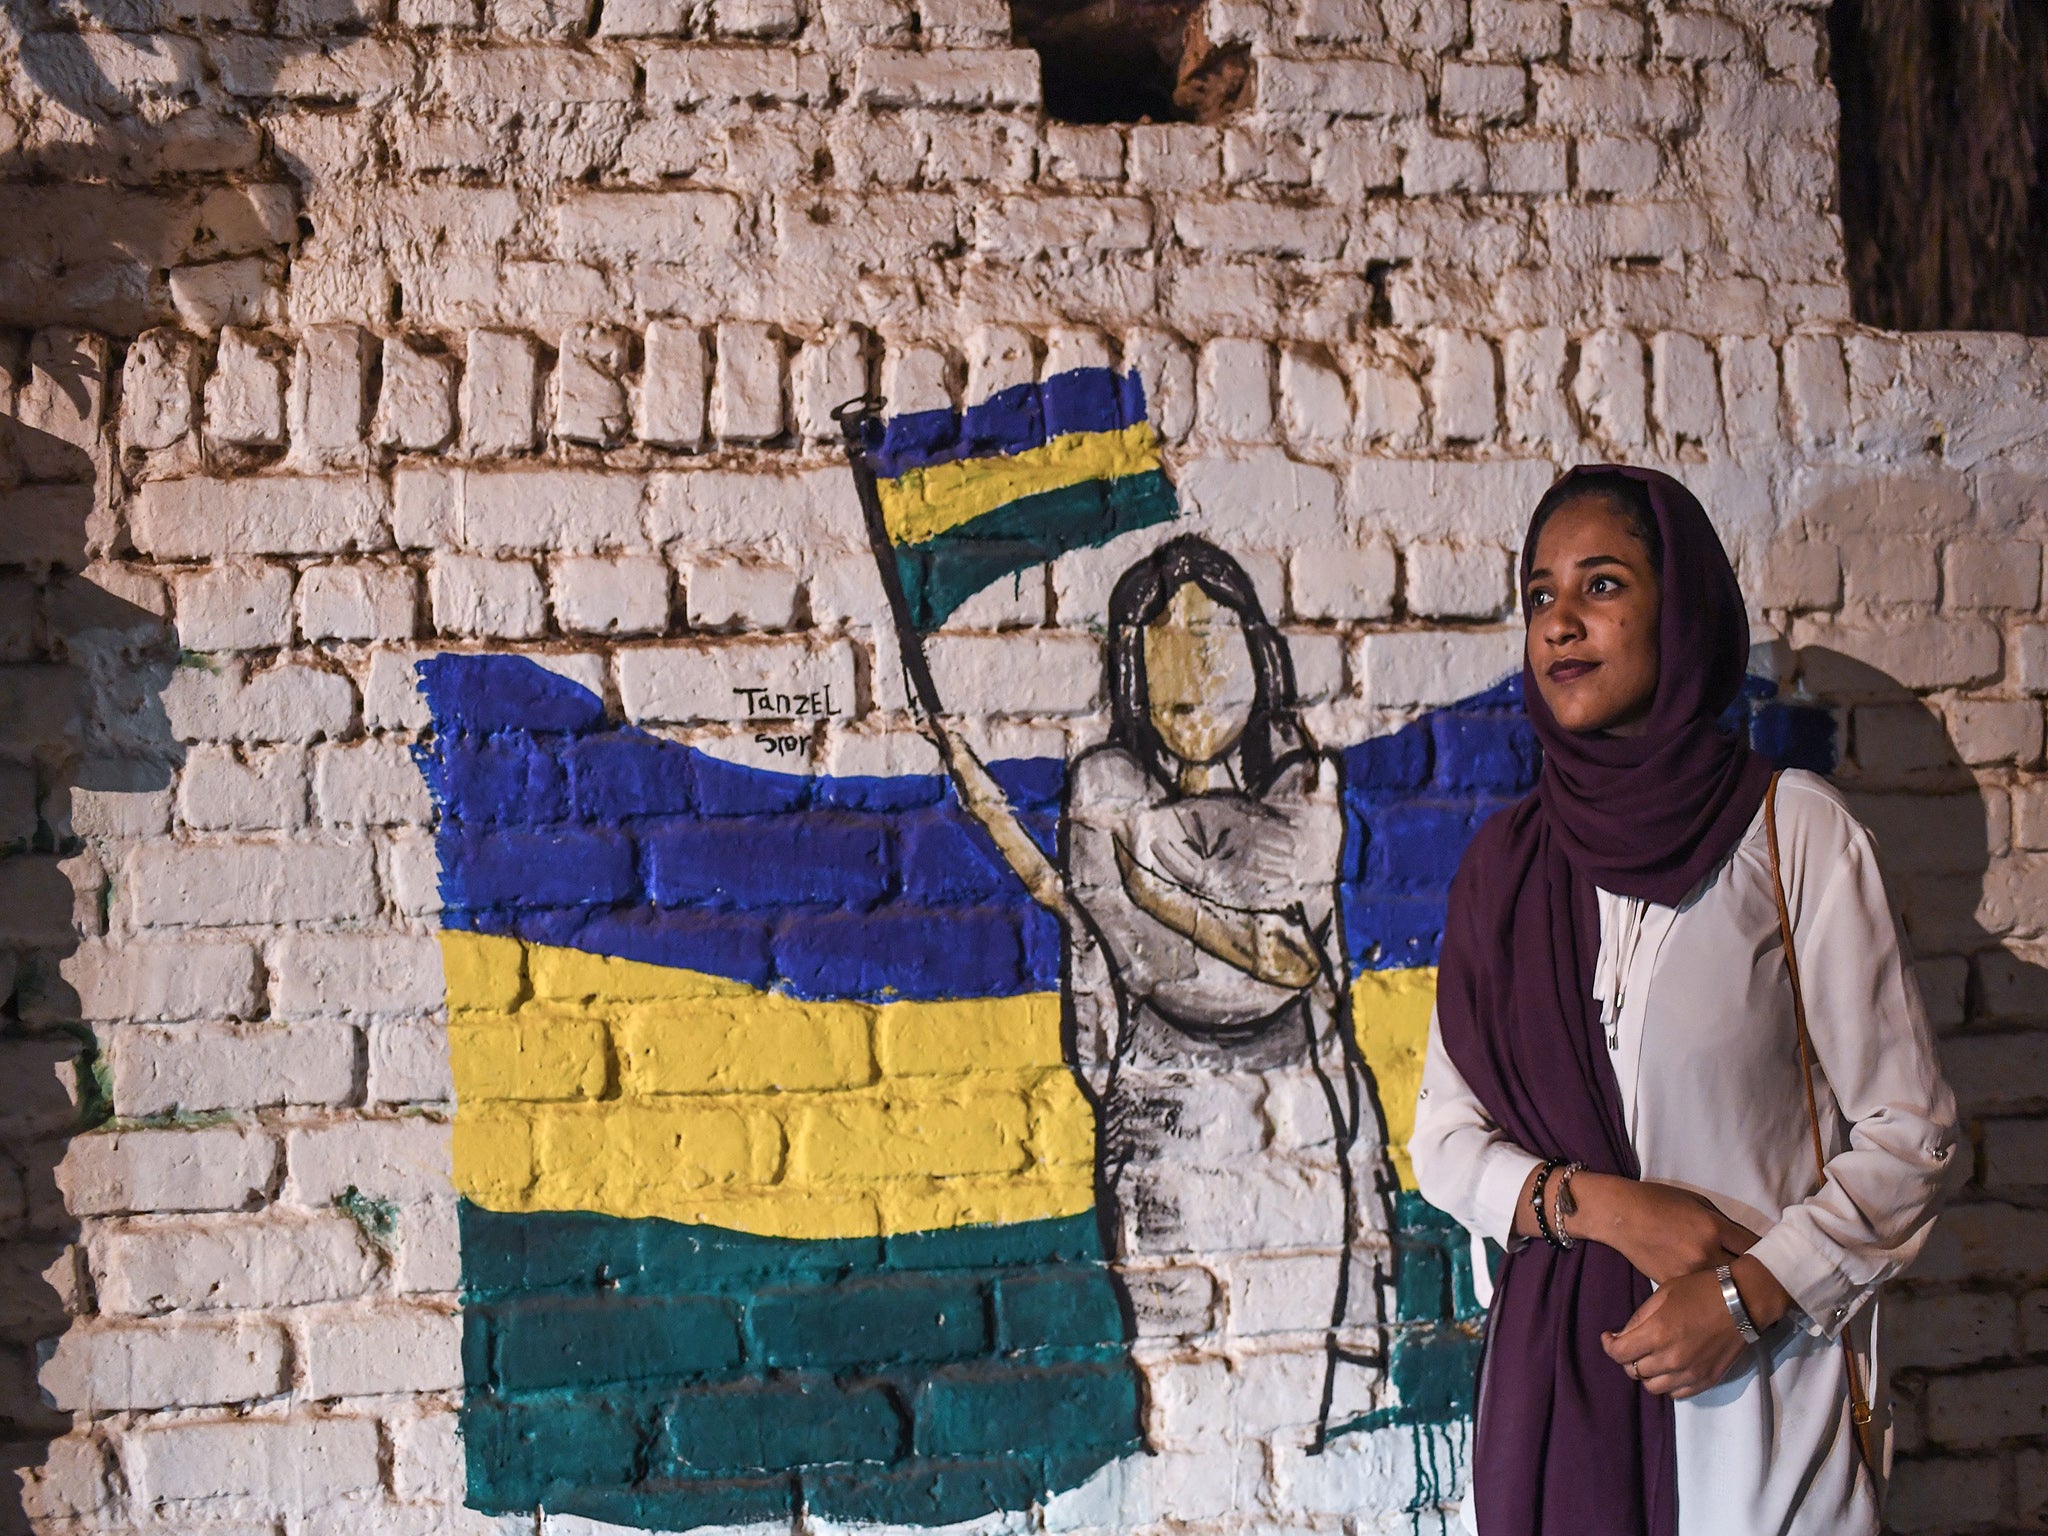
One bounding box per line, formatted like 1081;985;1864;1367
1831;0;2048;332
1010;0;1251;123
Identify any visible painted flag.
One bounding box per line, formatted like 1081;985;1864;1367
852;366;1177;632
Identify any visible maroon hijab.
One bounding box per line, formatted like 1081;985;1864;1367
1436;466;1772;1535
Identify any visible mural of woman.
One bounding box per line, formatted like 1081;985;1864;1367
937;535;1396;1453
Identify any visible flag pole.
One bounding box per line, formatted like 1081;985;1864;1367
833;393;948;725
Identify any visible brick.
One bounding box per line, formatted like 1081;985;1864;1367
1576;133;1660;194
1719;336;1779;448
1474;0;1562;56
1503;326;1575;448
1044;123;1123;182
1290;540;1396;622
1259;58;1426;117
618;638;859;724
60;1126;276;1215
1985;1117;2048;1186
1651;331;1719;441
550;554;672;635
57;938;262;1022
683;559;801;630
1783;333;1850;447
204;328;286;446
18;329;106;468
438;44;632;101
109;1020;357;1116
1426;329;1497;443
121;327;199;453
126;840;376;927
852;47;1039;108
461;330;540;454
1537;68;1693;131
162;660;358;743
1947;698;2044;766
1489;136;1568;194
1125;329;1197;444
373;335;456;451
428;556;546;638
177;745;308;831
290;323;373;465
553;327;631;446
1197;338;1275;443
369;1018;454;1104
1441;61;1528;121
299;1304;463;1396
1887;1291;2019;1370
311;740;431;827
274;931;444;1015
1658;11;1743;60
298;562;417;642
1574;327;1647;446
1406;542;1511;620
712;321;785;442
1174;200;1345;259
1885;1455;2006;1532
1278;347;1351;451
125;1415;381;1505
132;476;388;559
974;195;1151;259
287;1116;451;1204
925;632;1101;715
1402;135;1487;195
1571;9;1645;63
1924;1363;2048;1447
644;45;830;103
791;326;868;441
92;1214;379;1314
39;1317;289;1412
639;321;710;448
1946;539;2043;612
1353;627;1523;710
458;468;646;553
172;562;295;651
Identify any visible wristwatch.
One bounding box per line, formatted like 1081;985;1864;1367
1716;1264;1762;1345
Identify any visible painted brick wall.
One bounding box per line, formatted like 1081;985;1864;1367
4;2;2048;1533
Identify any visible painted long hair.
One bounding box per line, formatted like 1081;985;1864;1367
1104;535;1308;797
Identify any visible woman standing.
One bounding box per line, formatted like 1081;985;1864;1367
1409;466;1963;1535
940;535;1395;1449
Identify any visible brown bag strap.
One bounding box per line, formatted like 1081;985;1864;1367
1763;771;1879;1476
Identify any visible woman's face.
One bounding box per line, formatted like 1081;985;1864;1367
1144;581;1257;765
1525;493;1663;737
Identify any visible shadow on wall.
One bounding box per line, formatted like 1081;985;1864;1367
0;402;186;1522
1794;645;2048;1481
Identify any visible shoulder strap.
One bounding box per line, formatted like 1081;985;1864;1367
1763;770;1879;1475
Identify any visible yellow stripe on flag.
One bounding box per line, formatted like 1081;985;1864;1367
876;423;1162;549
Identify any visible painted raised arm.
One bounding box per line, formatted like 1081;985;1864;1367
926;716;1074;924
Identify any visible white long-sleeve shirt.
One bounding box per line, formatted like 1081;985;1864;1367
1410;770;1965;1536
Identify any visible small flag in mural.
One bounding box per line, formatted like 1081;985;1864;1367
851;366;1178;631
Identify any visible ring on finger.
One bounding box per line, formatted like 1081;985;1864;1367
1625;1360;1640;1381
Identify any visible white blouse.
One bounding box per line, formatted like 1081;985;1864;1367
1409;770;1965;1536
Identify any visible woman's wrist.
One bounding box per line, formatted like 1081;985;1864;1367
1558;1170;1631;1249
1728;1254;1792;1331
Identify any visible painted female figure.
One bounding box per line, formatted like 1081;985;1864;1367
942;536;1395;1448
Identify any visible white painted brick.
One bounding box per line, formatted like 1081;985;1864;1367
2;759;39;846
14;1434;111;1525
1353;627;1524;709
299;1304;463;1396
312;739;432;826
287;1116;451;1204
1442;60;1527;120
15;328;104;472
551;554;672;635
369;1018;454;1104
1197;338;1275;443
1353;358;1427;446
132;475;388;560
121;328;200;453
852;47;1039;108
1258;58;1426;117
1125;329;1196;444
172;562;296;652
429;555;546;638
274;931;445;1015
92;1215;379;1314
459;468;646;553
619;638;859;724
1043;327;1115;376
163;660;358;743
289;323;373;465
1946;540;2043;612
1574;327;1648;446
383;826;445;918
177;745;308;832
554;188;743;258
298;561;417;642
1179;452;1340;531
1576;134;1660;194
1406;541;1511;620
1503;326;1575;448
926;632;1102;715
390;1409;464;1503
57;939;262;1023
1659;10;1743;60
1489;135;1569;193
125;1415;381;1506
40;1317;289;1412
711;321;785;442
1783;333;1850;447
392;465;456;550
644;45;830;103
639;320;709;449
1719;336;1779;448
881;343;953;414
553;327;632;446
374;336;456;451
1426;329;1498;443
792;326;870;441
462;329;541;454
1277;347;1350;452
684;559;802;630
205;328;288;447
1403;135;1487;195
126;839;377;927
1792;614;2003;692
1175;200;1346;258
60;1126;276;1216
1127;123;1220;189
1751;537;1842;611
967;323;1036;404
108;1021;357;1116
1947;698;2044;767
1290;540;1396;622
1045;123;1123;182
1651;331;1719;441
1571;5;1644;61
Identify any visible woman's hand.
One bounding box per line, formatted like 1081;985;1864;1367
1569;1174;1759;1286
1600;1256;1793;1399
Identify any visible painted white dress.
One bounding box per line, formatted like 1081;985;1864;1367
1409;770;1965;1536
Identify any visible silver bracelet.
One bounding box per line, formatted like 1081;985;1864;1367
1716;1264;1761;1345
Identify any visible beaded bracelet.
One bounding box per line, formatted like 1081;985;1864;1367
1531;1157;1564;1248
1550;1161;1586;1250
